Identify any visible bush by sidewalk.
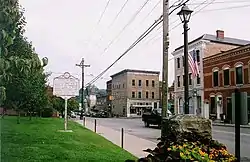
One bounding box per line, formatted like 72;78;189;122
1;116;137;162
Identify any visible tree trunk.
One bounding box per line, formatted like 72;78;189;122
17;111;20;124
29;111;32;120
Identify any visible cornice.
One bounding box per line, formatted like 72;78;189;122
172;40;207;56
203;46;250;64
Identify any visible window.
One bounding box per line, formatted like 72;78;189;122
177;76;180;87
196;50;200;62
132;91;135;98
213;71;219;87
183;75;185;86
182;56;185;67
132;79;135;86
152;80;155;87
138;92;142;98
223;69;230;86
152;92;155;99
146;80;149;86
197;74;201;85
138;80;142;86
177;58;180;68
210;97;216;114
146;91;149;98
188;73;192;85
235;66;243;84
123;83;125;88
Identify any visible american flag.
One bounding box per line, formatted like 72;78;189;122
188;50;199;78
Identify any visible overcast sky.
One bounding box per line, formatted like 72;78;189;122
19;0;250;89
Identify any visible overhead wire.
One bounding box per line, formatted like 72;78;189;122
85;0;189;86
95;0;130;47
100;0;151;55
84;0;112;49
148;0;214;45
85;15;163;86
139;0;161;24
200;4;250;12
187;0;250;5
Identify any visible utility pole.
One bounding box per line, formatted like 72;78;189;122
76;58;90;119
161;0;169;139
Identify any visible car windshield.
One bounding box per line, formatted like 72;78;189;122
155;108;171;115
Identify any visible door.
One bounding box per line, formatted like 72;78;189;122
226;97;232;123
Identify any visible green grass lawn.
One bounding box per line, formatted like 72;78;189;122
0;116;137;162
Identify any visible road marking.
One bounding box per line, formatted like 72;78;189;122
213;130;250;137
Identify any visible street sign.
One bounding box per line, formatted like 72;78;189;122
53;72;80;98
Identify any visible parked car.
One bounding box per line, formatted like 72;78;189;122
70;112;77;118
142;108;172;127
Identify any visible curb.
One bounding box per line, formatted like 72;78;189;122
212;123;250;128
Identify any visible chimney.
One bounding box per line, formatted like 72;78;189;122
216;30;224;39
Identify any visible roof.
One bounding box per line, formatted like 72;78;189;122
110;69;160;78
174;34;250;52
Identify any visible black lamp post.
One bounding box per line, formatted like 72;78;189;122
177;4;193;114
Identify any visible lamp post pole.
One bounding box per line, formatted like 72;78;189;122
183;20;189;114
177;4;193;114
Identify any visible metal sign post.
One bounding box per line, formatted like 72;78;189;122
53;72;80;131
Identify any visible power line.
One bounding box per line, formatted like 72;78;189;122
85;0;191;86
139;0;161;24
85;15;163;86
200;4;250;12
100;0;151;55
187;0;250;5
84;0;112;49
95;0;130;47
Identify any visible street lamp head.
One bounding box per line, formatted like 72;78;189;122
177;4;193;23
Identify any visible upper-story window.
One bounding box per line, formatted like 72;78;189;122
146;80;149;86
152;80;155;87
182;56;185;67
235;63;243;85
197;74;201;85
188;73;192;85
123;83;125;88
183;75;185;86
196;50;200;63
138;92;142;98
177;58;180;68
138;80;142;86
132;91;135;98
151;92;155;99
132;79;135;86
223;65;230;86
213;68;219;87
248;61;250;83
177;76;180;87
146;91;149;98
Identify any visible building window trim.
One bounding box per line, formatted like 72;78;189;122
152;80;155;87
234;62;244;85
132;91;136;98
138;80;142;87
138;91;142;99
145;91;149;99
222;65;230;86
151;91;155;99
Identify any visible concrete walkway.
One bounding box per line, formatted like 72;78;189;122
75;118;156;158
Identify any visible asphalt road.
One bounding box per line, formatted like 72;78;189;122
89;117;250;160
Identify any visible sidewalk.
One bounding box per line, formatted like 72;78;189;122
212;122;250;128
75;119;156;158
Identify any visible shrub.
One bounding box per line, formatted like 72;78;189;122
137;139;236;162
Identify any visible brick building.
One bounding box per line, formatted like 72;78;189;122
172;30;250;115
203;44;250;121
110;69;160;117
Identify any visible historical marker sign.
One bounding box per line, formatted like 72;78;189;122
53;72;80;98
53;72;80;131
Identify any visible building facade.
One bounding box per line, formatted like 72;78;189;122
203;44;250;121
96;95;107;111
110;69;160;117
172;30;250;115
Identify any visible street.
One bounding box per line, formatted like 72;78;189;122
89;117;250;159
